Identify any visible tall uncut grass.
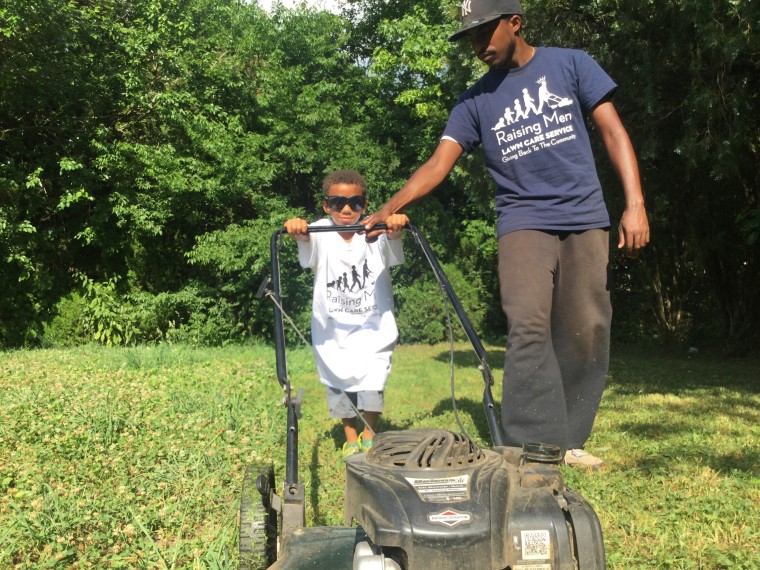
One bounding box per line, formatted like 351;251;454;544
0;343;757;569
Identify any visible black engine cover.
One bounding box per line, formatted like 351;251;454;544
344;429;605;570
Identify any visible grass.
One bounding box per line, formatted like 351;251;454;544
0;342;757;569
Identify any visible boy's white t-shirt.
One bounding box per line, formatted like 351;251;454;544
297;218;404;392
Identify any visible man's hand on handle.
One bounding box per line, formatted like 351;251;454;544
362;209;393;243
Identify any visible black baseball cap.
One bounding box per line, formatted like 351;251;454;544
448;0;523;41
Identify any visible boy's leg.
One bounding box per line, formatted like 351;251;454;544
356;390;384;436
360;412;380;436
342;417;360;444
356;391;383;450
326;388;363;461
325;387;360;444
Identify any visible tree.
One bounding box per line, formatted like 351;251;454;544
1;0;758;349
528;0;760;347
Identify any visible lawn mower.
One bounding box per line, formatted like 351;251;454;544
241;223;605;569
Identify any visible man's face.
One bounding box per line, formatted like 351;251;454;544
467;16;520;69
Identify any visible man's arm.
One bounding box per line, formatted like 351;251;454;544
364;139;463;232
591;100;650;258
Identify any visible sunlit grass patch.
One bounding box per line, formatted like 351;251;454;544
0;343;757;568
0;345;285;569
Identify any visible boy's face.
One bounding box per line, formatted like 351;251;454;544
322;183;366;225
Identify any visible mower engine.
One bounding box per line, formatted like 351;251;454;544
345;429;605;570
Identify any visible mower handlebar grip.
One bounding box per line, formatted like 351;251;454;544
274;223;395;238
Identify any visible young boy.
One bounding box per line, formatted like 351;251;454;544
284;169;409;461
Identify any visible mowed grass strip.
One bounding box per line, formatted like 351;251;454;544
0;343;758;569
0;345;286;569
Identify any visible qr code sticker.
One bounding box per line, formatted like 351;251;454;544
521;529;551;560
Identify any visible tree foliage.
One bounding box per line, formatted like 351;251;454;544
527;0;760;347
1;0;758;351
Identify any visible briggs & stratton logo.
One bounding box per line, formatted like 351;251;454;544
428;510;472;527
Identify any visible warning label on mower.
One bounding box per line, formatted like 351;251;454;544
404;475;470;502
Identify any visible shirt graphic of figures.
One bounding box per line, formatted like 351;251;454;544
297;218;404;391
443;47;616;237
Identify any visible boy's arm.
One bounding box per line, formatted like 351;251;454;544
284;217;310;242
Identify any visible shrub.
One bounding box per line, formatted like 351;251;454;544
395;262;487;344
43;293;88;348
79;275;140;346
43;280;246;347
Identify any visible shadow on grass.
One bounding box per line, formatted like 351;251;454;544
429;397;498;446
429;348;504;445
619;436;759;476
608;346;760;394
438;345;760;477
304;344;758;517
307;417;421;525
613;394;759;425
308;434;324;525
435;346;759;394
607;347;759;476
431;348;504;373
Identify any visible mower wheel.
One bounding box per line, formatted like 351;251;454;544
239;463;278;570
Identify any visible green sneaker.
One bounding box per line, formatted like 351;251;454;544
359;432;373;451
341;441;361;462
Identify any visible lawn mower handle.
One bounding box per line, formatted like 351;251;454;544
269;223;505;448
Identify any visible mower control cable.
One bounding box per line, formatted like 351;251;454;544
409;230;470;439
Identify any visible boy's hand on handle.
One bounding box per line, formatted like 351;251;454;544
284;218;310;242
385;213;409;240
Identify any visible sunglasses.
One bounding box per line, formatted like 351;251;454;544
323;195;366;212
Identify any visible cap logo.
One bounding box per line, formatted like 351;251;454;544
461;0;472;17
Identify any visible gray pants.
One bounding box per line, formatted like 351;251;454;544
325;387;384;419
498;229;611;450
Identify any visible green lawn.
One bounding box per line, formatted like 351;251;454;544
0;343;757;569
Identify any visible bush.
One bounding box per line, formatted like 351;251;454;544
43;293;88;348
129;285;234;345
43;280;247;347
80;275;141;345
395;263;487;344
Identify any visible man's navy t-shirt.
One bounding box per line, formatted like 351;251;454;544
442;47;616;238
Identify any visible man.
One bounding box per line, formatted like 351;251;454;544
364;0;650;469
